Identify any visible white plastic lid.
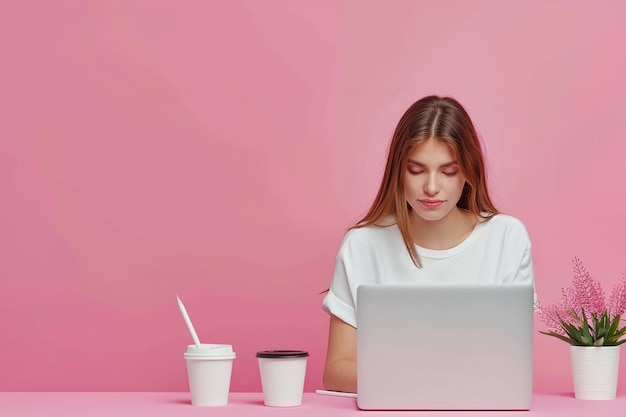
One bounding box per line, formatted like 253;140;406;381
184;344;236;359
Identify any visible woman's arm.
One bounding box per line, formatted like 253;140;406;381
323;314;357;393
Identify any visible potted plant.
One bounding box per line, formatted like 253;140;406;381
538;257;626;400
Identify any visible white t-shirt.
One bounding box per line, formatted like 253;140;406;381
322;214;535;328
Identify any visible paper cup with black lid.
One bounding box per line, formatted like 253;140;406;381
256;350;309;407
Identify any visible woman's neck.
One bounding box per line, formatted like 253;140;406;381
410;208;477;250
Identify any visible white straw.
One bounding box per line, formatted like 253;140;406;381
176;295;202;347
315;390;357;398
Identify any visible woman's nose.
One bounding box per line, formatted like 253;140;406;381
424;173;440;195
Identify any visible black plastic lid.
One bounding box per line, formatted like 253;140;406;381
256;350;309;358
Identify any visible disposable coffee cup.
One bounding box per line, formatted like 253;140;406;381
184;344;236;406
256;350;309;407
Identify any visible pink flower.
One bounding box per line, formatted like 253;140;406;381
537;303;569;335
564;257;606;318
608;272;626;319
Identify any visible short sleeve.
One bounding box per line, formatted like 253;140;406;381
322;251;358;328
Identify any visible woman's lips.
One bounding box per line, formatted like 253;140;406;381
419;199;444;209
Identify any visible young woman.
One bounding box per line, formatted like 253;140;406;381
321;95;535;393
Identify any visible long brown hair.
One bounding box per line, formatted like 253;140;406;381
354;95;498;267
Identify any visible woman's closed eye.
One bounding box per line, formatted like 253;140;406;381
408;169;424;175
408;169;458;176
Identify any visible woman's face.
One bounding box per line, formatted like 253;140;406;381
403;138;467;223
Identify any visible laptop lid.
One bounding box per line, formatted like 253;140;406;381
356;284;533;410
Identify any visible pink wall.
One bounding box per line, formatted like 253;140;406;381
2;0;626;394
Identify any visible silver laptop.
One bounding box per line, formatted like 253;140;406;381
356;284;533;410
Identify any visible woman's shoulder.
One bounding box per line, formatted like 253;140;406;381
339;219;401;251
480;213;531;243
484;213;527;228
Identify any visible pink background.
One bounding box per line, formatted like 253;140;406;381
2;0;626;394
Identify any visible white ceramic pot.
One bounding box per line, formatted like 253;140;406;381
570;345;620;400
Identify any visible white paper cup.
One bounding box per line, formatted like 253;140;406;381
257;350;309;407
184;344;236;406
